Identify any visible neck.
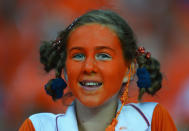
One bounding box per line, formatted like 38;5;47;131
75;95;118;131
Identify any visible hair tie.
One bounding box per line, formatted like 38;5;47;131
52;18;79;52
52;37;63;51
67;18;79;31
136;67;151;88
136;47;151;59
45;78;67;100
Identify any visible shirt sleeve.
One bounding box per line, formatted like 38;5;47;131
19;118;35;131
151;104;177;131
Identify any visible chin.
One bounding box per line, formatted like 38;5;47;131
78;96;110;108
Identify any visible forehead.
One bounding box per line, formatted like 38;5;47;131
67;23;121;48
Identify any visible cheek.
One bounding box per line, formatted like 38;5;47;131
98;62;127;99
65;60;81;88
103;70;125;95
98;59;127;82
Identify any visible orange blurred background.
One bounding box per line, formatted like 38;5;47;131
0;0;189;130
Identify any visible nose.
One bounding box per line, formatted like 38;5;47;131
82;56;97;74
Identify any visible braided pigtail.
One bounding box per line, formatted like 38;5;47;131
39;15;80;100
136;47;162;100
40;41;61;73
39;30;68;100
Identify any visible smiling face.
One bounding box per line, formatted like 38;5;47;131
65;24;128;107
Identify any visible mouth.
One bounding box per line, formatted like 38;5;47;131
79;80;103;91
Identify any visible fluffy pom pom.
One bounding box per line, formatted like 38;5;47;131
136;67;151;88
45;78;67;100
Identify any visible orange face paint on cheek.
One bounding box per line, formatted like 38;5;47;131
65;24;128;107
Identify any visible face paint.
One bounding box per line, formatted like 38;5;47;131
65;24;128;108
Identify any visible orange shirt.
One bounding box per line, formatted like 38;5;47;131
19;104;177;131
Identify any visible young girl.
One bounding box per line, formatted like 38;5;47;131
19;10;177;131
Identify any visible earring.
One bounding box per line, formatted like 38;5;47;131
122;76;128;83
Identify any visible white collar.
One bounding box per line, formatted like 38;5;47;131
56;101;155;131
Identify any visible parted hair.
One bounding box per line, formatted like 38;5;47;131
40;9;162;100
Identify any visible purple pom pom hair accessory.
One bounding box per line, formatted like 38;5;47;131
136;67;151;88
135;47;152;89
45;78;67;100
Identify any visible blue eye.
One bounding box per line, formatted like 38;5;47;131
95;53;112;60
72;53;85;61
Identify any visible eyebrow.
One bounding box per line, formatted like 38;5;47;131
68;47;83;52
95;46;115;52
68;46;115;52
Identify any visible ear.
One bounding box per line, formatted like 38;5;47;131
122;62;136;83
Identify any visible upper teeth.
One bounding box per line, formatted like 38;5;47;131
80;82;102;86
86;82;98;86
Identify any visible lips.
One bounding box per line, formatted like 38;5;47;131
79;80;102;91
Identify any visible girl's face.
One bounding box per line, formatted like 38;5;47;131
65;24;128;107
